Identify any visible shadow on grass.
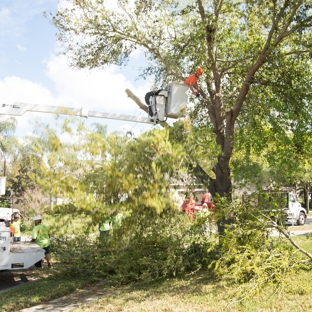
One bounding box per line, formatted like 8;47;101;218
0;264;98;312
104;269;221;304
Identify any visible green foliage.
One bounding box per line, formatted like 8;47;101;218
51;0;312;199
0;198;10;207
47;200;312;304
210;199;311;299
53;209;212;284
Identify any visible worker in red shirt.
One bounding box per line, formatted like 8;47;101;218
201;192;213;206
184;68;204;97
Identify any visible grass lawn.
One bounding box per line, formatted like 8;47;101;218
22;214;96;237
3;211;312;312
1;266;312;312
1;235;312;312
76;233;312;312
72;270;312;312
0;268;98;312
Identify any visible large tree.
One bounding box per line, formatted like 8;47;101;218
52;0;312;198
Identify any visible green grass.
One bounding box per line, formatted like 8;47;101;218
0;268;98;312
44;214;97;236
71;270;312;312
1;235;312;312
4;211;312;312
2;268;312;312
289;235;312;253
287;225;312;231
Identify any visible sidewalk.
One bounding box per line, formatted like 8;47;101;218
20;281;108;312
271;229;312;236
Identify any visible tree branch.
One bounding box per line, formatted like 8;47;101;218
256;212;312;261
124;89;169;128
125;88;148;115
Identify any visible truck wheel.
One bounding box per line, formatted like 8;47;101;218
297;212;306;226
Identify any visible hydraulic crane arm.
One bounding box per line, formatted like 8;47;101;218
1;102;154;124
1;82;188;124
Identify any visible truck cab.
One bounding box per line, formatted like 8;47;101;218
284;192;307;225
259;190;307;226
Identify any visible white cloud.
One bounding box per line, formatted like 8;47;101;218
45;54;150;112
0;7;10;18
16;44;26;51
44;54;156;136
0;54;155;138
0;76;57;131
0;0;158;138
0;76;55;104
0;8;12;34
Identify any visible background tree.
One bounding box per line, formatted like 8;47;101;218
0;116;17;207
0;116;17;177
52;0;312;201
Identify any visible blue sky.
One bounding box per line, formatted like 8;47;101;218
0;0;157;138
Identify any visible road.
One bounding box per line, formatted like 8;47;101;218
269;216;312;236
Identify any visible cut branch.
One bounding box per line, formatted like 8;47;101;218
125;88;148;114
125;88;169;128
256;212;312;261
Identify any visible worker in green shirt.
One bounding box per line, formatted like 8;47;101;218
32;215;52;268
11;211;24;242
99;217;112;243
112;210;123;230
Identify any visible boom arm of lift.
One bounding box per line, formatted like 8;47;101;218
1;103;154;124
0;82;189;124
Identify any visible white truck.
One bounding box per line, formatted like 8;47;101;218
260;190;307;226
0;208;45;270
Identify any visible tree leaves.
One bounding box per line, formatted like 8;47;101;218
51;0;312;198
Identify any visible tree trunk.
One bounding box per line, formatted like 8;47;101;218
209;155;232;198
304;184;310;214
209;155;233;236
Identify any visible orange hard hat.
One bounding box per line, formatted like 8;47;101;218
196;68;204;75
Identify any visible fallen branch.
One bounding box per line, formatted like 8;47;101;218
256;212;312;261
273;223;312;260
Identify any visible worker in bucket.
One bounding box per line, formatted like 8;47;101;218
32;215;52;268
11;211;24;242
184;67;204;97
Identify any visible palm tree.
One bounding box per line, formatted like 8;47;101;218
0;116;17;176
